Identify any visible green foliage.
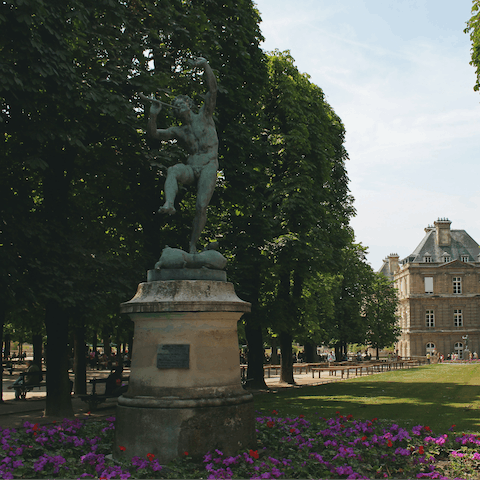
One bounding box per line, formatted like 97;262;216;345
0;0;187;410
261;51;354;339
363;272;400;351
324;243;373;350
0;0;162;309
1;0;371;393
465;0;480;92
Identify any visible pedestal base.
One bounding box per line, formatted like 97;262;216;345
115;279;254;463
114;394;255;463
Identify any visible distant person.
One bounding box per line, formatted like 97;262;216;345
9;360;42;400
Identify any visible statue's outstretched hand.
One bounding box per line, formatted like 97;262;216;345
139;92;162;115
149;101;162;116
187;56;208;68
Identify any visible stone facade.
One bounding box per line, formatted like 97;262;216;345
379;219;480;359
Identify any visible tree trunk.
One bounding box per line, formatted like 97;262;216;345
32;334;43;369
376;346;379;360
103;333;111;358
44;300;74;417
304;342;317;363
116;335;123;368
0;306;4;403
334;343;341;362
270;337;279;365
92;332;98;353
245;316;267;390
73;325;87;395
280;331;295;384
4;334;10;359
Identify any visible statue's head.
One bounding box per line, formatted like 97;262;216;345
172;95;196;122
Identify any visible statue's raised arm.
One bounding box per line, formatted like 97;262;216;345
187;57;217;117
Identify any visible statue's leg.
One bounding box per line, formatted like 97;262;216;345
159;164;194;215
189;164;217;254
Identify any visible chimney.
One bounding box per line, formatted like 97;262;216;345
434;218;452;247
388;253;399;275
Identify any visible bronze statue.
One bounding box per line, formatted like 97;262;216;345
142;57;218;254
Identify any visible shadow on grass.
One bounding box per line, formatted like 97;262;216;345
252;365;480;433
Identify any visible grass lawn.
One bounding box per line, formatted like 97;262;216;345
4;363;480;478
253;362;480;434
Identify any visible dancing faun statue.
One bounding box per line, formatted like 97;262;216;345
141;57;218;255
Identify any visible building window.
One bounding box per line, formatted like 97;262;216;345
424;254;432;263
426;310;434;327
426;343;435;356
424;277;433;294
461;255;469;263
443;255;451;263
454;309;463;327
453;277;462;294
454;342;463;359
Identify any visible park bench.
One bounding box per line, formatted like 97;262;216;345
311;365;356;379
11;371;46;400
292;363;309;374
263;365;281;377
79;376;129;411
1;361;14;376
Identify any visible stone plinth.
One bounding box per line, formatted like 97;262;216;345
114;280;255;464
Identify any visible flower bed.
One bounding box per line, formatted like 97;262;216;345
0;412;478;479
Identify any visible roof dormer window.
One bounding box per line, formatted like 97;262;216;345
424;253;433;263
442;252;451;263
462;255;469;263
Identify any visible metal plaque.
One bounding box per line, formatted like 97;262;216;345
156;344;190;369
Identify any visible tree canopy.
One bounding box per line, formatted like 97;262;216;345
363;272;400;358
466;0;480;92
0;0;389;402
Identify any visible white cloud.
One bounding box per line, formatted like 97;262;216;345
255;0;480;268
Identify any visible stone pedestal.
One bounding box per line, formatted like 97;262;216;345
114;279;255;464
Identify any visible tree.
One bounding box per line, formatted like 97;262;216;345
363;272;400;359
326;243;372;360
260;51;354;383
466;1;480;92
1;0;272;404
1;0;168;416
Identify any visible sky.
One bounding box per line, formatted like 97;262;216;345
253;0;480;270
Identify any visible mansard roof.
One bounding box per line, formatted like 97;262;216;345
401;228;480;264
378;260;392;278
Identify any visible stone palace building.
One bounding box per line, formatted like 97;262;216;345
379;219;480;359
